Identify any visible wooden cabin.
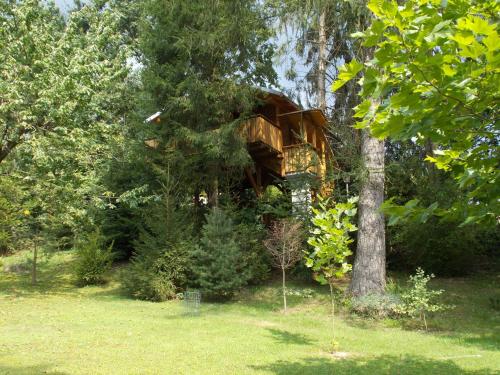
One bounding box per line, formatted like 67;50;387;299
146;88;331;199
241;88;331;197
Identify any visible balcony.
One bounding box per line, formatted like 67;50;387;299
283;144;324;176
240;115;283;156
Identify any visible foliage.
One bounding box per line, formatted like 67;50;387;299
0;175;26;254
306;196;358;350
490;296;500;312
122;257;177;302
384;141;499;276
263;218;304;312
334;0;500;225
306;197;358;284
256;186;293;219
121;193;192;302
396;268;450;330
235;221;270;285
0;0;136;256
350;293;401;319
74;230;114;286
0;0;132;162
190;208;249;300
137;0;277;208
388;217;499;276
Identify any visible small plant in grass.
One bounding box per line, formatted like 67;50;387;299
306;196;358;351
74;230;114;286
263;219;303;313
396;267;450;330
351;293;401;319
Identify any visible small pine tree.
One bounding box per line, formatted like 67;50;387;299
122;192;192;302
191;208;249;300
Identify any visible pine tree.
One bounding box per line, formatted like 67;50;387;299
191;208;249;300
138;0;277;208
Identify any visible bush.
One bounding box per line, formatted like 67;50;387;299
395;268;450;330
122;239;192;302
388;219;499;276
74;230;114;286
122;256;176;302
190;208;249;300
350;293;401;318
121;197;192;302
235;221;270;284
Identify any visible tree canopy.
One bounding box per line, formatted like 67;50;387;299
335;0;499;225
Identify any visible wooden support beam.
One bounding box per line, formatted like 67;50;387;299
245;167;262;197
256;166;262;191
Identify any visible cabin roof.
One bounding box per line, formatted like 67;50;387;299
145;87;326;126
277;109;328;128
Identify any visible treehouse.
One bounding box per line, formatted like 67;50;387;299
146;88;332;202
241;88;331;199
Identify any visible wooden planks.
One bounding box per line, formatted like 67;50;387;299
241;116;283;154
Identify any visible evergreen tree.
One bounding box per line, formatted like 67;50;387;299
191;208;249;300
137;0;277;208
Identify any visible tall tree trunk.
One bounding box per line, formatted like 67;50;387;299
317;7;327;113
349;127;386;296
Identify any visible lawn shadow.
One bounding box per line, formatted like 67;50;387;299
266;328;315;346
0;255;78;298
0;362;69;375
250;355;496;375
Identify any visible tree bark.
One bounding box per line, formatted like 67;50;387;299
282;266;287;313
317;7;327;113
349;128;386;296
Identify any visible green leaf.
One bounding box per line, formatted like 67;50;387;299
332;59;363;92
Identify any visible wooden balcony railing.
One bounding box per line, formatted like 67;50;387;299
240;115;283;154
283;144;323;176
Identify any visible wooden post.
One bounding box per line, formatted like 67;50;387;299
245;167;262;197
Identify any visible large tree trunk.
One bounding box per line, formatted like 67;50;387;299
349;128;386;296
317;7;327;113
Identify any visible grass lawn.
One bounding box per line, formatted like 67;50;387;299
0;250;499;375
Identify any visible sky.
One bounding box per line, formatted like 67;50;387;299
52;0;309;107
54;0;77;13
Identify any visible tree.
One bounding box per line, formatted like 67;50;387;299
0;0;135;254
138;0;277;211
330;4;386;297
306;196;357;350
0;0;131;164
263;219;303;312
191;208;249;300
350;122;386;296
337;0;499;225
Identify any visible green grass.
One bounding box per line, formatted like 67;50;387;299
0;250;499;375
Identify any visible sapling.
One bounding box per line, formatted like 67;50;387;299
397;267;449;331
306;196;358;351
263;219;303;313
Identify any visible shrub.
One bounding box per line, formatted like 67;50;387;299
396;268;450;330
190;208;249;300
122;256;177;302
350;293;401;318
121;198;192;302
122;239;192;302
235;221;270;284
74;230;114;286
